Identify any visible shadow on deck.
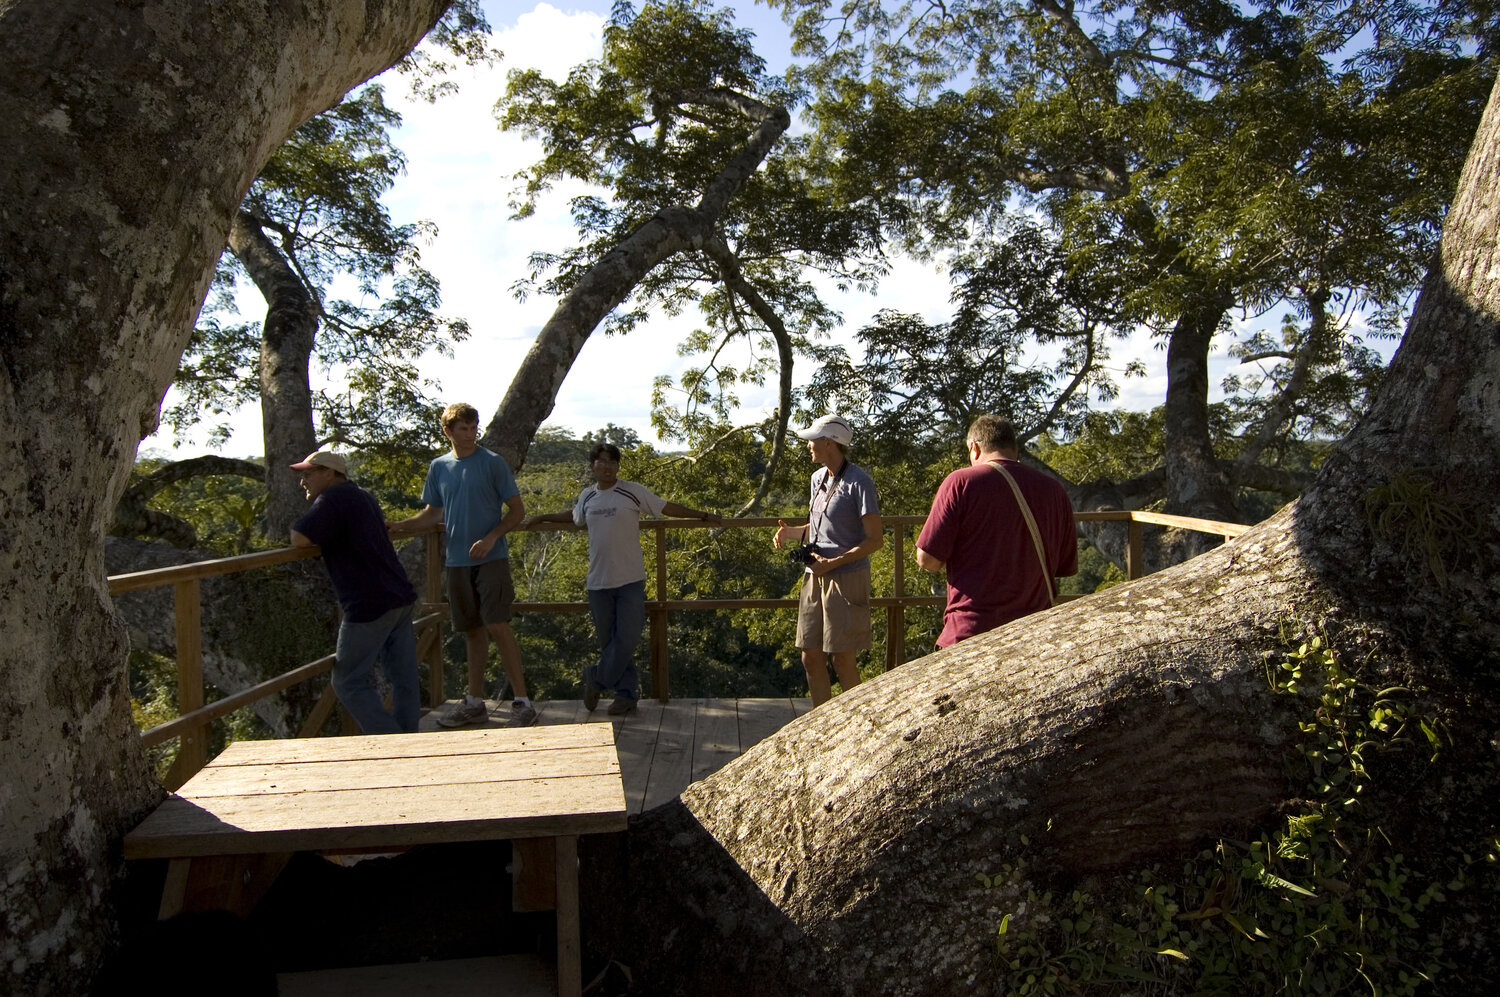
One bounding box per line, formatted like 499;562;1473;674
419;697;814;814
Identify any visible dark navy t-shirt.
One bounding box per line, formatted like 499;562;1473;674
293;480;416;622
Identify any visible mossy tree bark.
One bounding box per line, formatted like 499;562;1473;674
0;3;452;993
585;77;1500;996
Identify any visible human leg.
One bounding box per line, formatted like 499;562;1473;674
590;581;643;700
795;574;833;705
463;627;489;699
446;565;488;700
333;616;402;734
585;585;616;693
474;559;525;700
830;650;861;694
801;647;834;706
378;604;421;732
485;620;527;701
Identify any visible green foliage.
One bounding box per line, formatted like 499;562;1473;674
501;1;884;458
806;218;1135;451
769;0;1491;500
135;457;270;555
1364;470;1483;594
174;83;468;456
978;635;1483;995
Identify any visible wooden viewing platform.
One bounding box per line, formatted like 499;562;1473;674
418;696;814;814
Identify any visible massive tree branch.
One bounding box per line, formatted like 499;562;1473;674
111;455;267;547
482;89;790;468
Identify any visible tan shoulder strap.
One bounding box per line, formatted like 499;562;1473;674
986;460;1056;607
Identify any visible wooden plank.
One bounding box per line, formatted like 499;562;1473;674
736;698;796;754
690;699;740;783
158;858;191;919
536;699;587;725
181;746;620;798
1125;509;1249;538
1127;520;1144;580
642;698;698;812
123;773;628;858
143;654;337;749
107;545;320;594
791;697;814;717
511;836;556;913
207;724;614;766
159;852;292;919
297;683;340;738
174;579;206;779
613;698;665;815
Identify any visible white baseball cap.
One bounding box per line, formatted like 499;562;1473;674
795;415;853;446
289;451;348;475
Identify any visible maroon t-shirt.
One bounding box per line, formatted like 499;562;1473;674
916;460;1077;646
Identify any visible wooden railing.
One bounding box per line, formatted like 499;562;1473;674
111;511;1248;788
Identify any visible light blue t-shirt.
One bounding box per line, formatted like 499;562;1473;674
421;447;520;567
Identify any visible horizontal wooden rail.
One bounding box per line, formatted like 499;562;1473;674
116;510;1248;780
139;613;444;748
1109;509;1249;538
108;546;321;594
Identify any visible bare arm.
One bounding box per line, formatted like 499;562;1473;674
773;519;808;548
662;501;721;524
469;494;526;560
289;529;316;549
915;546;946;573
524;510;576;527
809;513;884;576
387;504;443;535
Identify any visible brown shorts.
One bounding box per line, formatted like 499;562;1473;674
446;559;515;631
796;562;872;653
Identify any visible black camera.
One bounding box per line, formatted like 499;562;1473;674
787;543;818;566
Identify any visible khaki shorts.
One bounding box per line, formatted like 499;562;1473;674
796;562;872;653
447;559;515;631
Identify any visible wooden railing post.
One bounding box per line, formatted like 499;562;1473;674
650;522;669;702
887;525;906;671
1126;519;1144;580
425;528;445;708
172;578;206;784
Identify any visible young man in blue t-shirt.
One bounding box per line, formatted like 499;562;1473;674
390;403;534;727
290;450;420;734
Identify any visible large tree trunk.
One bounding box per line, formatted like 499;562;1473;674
228;209;320;539
1160;290;1241;542
0;3;451;993
584;80;1500;996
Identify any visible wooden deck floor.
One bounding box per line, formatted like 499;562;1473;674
418;697;814;815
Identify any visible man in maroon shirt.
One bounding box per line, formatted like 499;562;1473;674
915;415;1078;647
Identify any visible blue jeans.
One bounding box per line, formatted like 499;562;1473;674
334;602;420;734
586;581;645;701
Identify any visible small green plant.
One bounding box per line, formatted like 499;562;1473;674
981;634;1473;996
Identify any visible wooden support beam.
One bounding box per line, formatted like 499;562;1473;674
173;579;206;782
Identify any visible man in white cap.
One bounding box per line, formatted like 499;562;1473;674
773;415;883;706
289;450;420;733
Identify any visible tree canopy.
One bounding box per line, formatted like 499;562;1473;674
759;0;1494;526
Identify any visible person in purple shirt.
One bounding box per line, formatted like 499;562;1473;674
916;415;1077;647
290;450;419;733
